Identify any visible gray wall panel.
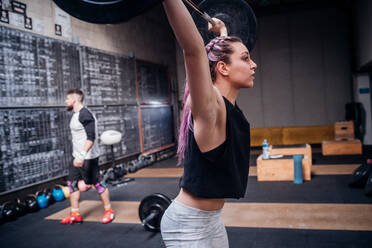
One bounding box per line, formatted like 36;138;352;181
238;36;264;127
260;15;294;127
291;10;328;125
324;9;351;123
178;7;351;129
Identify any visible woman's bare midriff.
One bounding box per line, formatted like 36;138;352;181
175;188;225;211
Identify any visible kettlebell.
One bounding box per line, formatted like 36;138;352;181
36;192;48;209
25;195;39;213
15;198;27;217
44;188;55;205
61;185;70;199
52;186;65;202
2;202;18;222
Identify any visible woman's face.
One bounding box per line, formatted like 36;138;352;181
226;42;257;88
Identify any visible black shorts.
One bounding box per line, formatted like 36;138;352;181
68;157;99;185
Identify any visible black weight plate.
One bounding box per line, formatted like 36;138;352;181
349;162;371;188
139;193;171;231
53;0;163;24
365;170;372;196
192;0;257;51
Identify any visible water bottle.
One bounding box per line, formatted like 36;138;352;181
262;139;269;160
293;155;304;184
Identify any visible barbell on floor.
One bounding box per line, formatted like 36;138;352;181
138;193;172;232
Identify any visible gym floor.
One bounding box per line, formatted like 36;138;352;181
1;149;372;248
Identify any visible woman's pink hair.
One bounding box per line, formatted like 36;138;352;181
177;36;243;165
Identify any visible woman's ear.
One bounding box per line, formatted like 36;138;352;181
216;61;229;77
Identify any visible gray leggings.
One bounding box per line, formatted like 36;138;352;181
160;200;229;248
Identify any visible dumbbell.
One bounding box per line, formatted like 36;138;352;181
127;160;138;173
105;168;116;182
113;164;127;179
138;193;172;232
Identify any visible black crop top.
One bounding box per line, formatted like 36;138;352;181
180;97;251;199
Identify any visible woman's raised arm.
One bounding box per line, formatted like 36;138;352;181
162;0;217;122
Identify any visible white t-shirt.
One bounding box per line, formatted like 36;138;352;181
69;107;100;160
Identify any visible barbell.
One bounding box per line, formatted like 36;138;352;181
138;193;172;232
192;0;257;51
53;0;163;24
53;0;257;51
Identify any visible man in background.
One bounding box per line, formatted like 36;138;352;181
61;88;114;224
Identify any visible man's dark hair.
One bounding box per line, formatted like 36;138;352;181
67;88;84;102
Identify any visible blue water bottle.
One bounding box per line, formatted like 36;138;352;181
293;155;304;184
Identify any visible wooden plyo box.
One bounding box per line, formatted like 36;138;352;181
256;154;310;181
334;121;354;141
269;144;312;181
322;140;362;155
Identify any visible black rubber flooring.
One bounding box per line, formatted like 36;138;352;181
157;152;367;167
1;152;372;248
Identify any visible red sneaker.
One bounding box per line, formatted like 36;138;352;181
60;212;83;224
101;209;115;224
